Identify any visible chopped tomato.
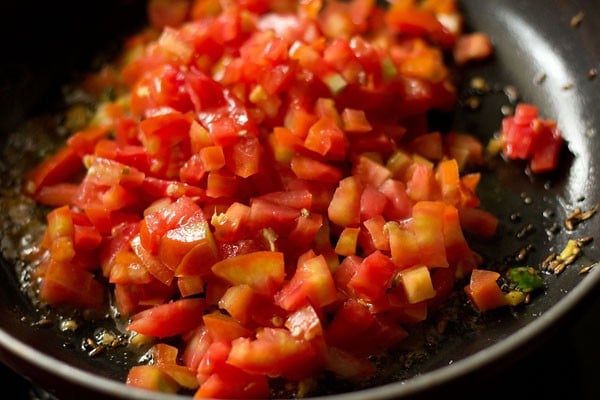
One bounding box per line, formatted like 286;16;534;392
211;251;285;297
126;365;179;393
274;251;338;311
23;146;83;198
127;298;207;338
227;327;325;380
464;269;509;312
18;0;524;397
497;103;564;173
453;32;494;66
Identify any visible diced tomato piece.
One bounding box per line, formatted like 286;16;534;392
290;155;344;184
140;196;202;254
334;227;361;256
406;161;439;201
126;365;179;393
412;201;449;267
444;131;484;171
328;176;363;227
203;311;252;343
453;32;493;66
352;155;392;187
285;304;323;341
34;183;80;207
109;249;154;285
67;126;111;158
499;103;564;173
387;221;421;269
304;116;347;160
206;170;238;198
379;178;412;220
529;120;563;173
158;209;219;274
396;265;436;304
362;215;389;251
348;250;397;301
128;297;207;338
248;198;301;234
211;251;285;297
177;275;205;297
211;202;251;242
224;136;261;178
228;327;325;380
218;284;257;326
341;108;372;134
131;235;175;285
326;298;374;351
386;5;456;49
23;146;83;197
274;251;338;311
99;221;140;277
286;211;324;250
39;259;105;309
464;269;508;312
194;364;270;399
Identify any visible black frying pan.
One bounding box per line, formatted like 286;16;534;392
1;1;599;399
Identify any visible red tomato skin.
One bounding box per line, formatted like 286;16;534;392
411;201;449;268
274;252;339;311
326;298;374;351
140;196;202;254
227;327;325;380
211;251;285;297
128;298;207;338
23;146;83;198
39;259;106;309
348;250;397;301
194;364;270;399
500;103;564;173
158;209;219;274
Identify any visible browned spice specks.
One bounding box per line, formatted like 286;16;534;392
564;203;599;231
541;237;594;275
88;344;106;357
533;72;547;85
571;11;585;28
516;223;535;239
579;263;597;275
84;337;107;357
32;318;53;328
562;82;574;90
588;68;598;80
515;247;528;262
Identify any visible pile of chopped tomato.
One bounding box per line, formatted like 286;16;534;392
22;0;507;398
489;102;564;174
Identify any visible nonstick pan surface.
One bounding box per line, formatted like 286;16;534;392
1;1;599;399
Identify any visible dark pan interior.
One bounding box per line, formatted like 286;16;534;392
1;1;599;399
